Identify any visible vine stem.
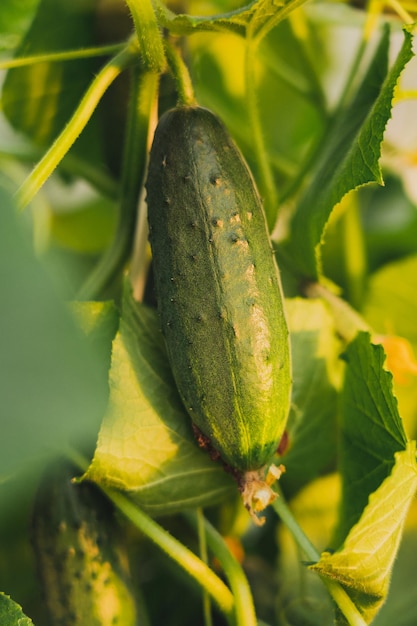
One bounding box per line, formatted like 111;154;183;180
244;35;278;231
184;511;257;626
272;494;367;626
77;67;159;300
15;40;140;210
126;0;166;73
103;489;236;625
0;43;125;70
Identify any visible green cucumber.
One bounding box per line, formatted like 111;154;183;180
31;465;138;625
146;106;291;517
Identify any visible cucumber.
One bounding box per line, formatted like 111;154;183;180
146;106;291;518
31;465;138;625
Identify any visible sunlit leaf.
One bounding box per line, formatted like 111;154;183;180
335;332;408;546
0;593;34;625
311;442;417;624
84;286;235;516
284;26;414;279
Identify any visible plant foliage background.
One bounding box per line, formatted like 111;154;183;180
1;0;417;624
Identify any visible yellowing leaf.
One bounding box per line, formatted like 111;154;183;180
311;442;417;623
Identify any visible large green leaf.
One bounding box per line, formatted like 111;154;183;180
281;298;342;496
0;593;34;625
0;186;106;478
335;332;408;546
284;26;414;279
2;0;103;156
84;286;235;516
311;442;417;625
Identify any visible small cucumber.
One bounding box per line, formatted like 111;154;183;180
31;465;138;625
146;106;291;518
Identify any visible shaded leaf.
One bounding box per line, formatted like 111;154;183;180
281;298;342;496
85;286;235;517
335;332;407;546
0;186;106;477
311;442;417;624
284;26;414;279
0;593;34;625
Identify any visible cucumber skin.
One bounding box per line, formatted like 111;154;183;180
146;106;291;473
31;467;137;626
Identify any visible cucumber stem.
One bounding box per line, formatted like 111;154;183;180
185;511;257;626
165;41;196;106
15;40;139;210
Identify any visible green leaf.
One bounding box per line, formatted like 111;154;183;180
2;0;103;156
335;332;408;546
0;593;34;625
311;442;417;625
0;186;106;478
0;0;39;48
284;26;414;279
281;298;342;496
84;286;235;516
